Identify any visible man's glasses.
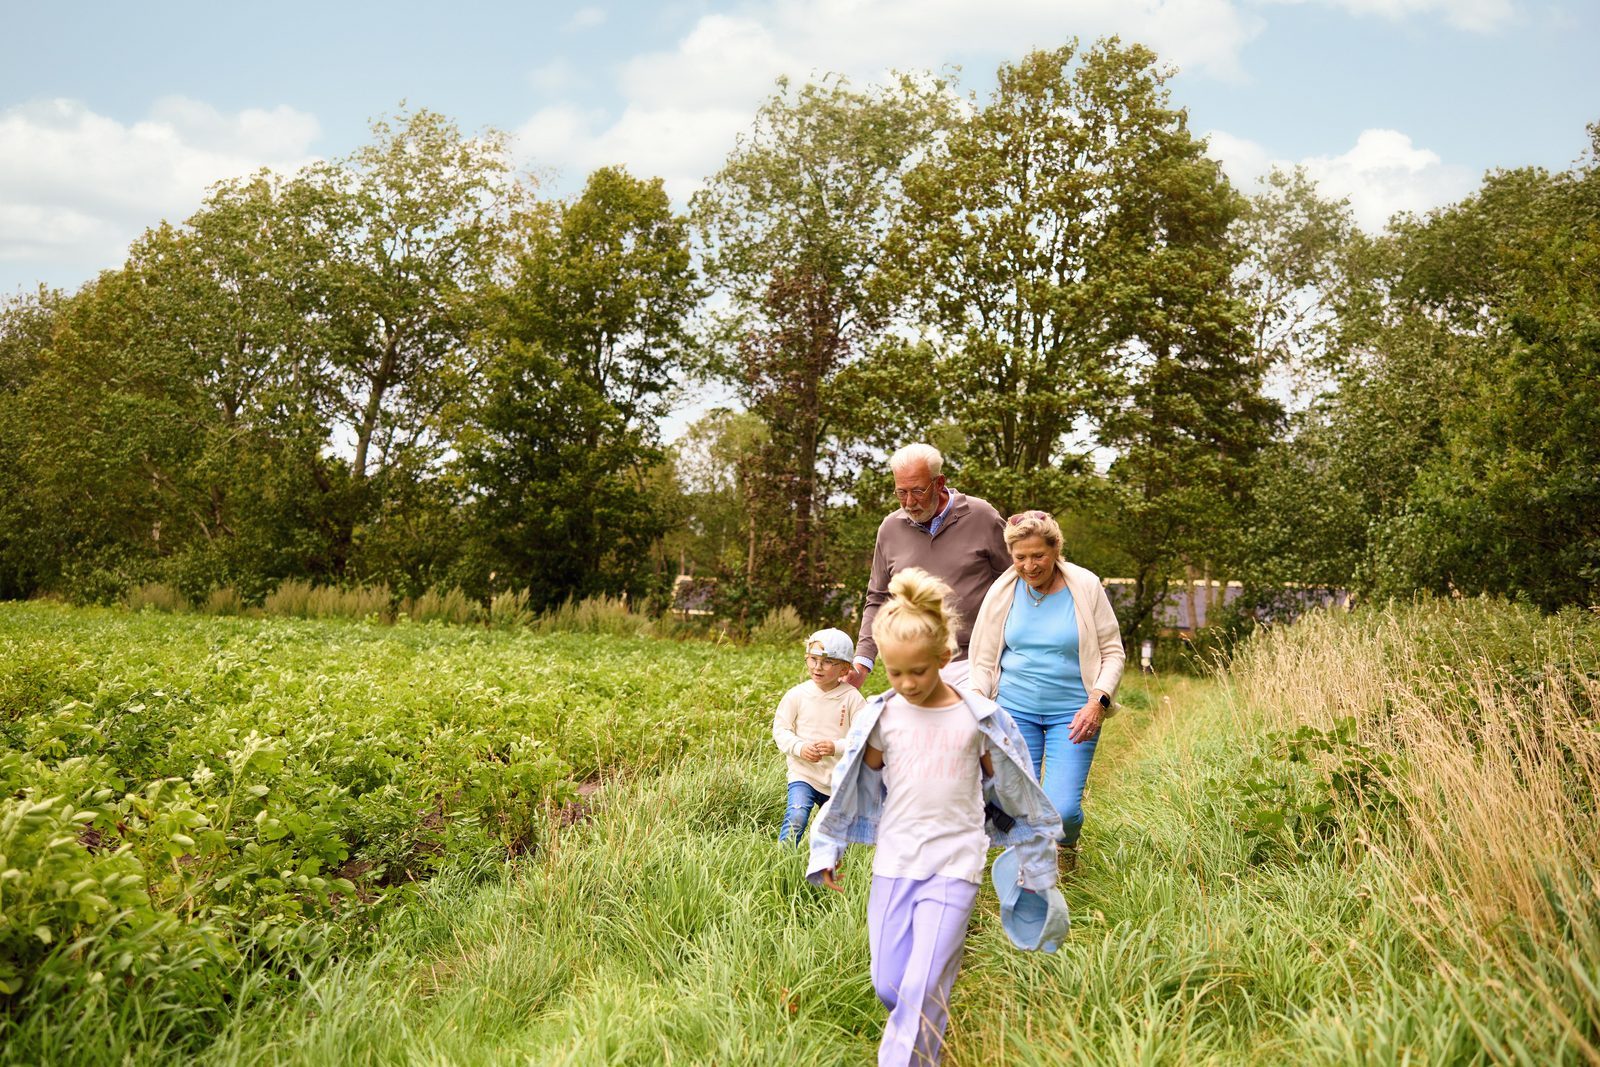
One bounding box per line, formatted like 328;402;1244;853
1007;510;1051;526
894;481;939;502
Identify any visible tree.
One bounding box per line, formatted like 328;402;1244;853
457;167;697;608
0;290;63;598
1232;166;1357;398
693;74;952;618
1352;129;1600;608
896;40;1278;636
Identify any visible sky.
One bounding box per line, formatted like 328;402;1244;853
1;0;1595;302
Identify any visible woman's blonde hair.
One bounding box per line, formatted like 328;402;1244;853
876;567;960;656
1003;510;1063;551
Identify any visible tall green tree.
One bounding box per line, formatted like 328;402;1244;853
457;166;696;608
693;74;952;618
897;40;1277;635
1351;129;1600;607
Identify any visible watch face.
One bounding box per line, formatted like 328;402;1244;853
1098;694;1111;708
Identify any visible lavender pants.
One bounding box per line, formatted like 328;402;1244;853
868;874;980;1067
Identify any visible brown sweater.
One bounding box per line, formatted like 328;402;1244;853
855;490;1011;665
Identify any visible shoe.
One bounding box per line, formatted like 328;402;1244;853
1058;845;1078;878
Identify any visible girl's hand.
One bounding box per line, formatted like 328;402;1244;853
801;741;830;762
821;867;844;892
1069;699;1103;743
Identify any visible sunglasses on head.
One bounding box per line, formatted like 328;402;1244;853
1007;510;1051;526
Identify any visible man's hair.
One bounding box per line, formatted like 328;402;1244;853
889;443;943;478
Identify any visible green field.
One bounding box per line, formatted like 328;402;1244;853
2;600;1597;1064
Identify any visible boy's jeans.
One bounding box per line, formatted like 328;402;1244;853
780;781;829;844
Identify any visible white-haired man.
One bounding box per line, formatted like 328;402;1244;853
847;443;1010;688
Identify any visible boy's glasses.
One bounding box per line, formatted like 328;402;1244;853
1007;510;1051;526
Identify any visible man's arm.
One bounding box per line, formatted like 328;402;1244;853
854;534;892;670
983;507;1011;580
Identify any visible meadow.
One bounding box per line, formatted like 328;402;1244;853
1;599;1596;1065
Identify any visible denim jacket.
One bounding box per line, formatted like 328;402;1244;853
805;686;1063;893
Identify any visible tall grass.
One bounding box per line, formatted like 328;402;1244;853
531;594;652;637
486;588;533;629
1229;599;1600;1062
405;586;478;625
750;605;806;645
125;582;189;613
264;579;393;620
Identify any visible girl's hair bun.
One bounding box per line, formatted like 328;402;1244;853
877;567;960;655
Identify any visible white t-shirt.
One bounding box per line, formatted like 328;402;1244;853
867;692;990;883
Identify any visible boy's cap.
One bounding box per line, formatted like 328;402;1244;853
804;628;855;663
991;846;1070;953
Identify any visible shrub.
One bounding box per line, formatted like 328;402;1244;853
410;586;478;626
749;606;805;646
533;595;651;637
487;588;533;629
125;582;189;614
199;586;244;616
263;578;315;617
265;580;393;621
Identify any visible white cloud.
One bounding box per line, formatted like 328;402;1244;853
0;97;320;288
1205;126;1477;230
569;5;607;30
514;0;1265;202
1257;0;1518;32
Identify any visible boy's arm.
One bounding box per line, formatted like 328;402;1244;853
772;690;806;757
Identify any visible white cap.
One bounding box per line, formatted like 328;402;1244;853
804;628;855;663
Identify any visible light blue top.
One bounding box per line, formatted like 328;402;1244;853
996;580;1088;716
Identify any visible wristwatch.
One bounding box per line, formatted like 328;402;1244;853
1096;693;1111;710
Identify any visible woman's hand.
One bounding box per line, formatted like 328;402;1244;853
821;867;845;892
1069;697;1104;743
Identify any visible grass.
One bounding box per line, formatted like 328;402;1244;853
3;598;1596;1064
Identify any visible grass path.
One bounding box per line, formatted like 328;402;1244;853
196;671;1467;1066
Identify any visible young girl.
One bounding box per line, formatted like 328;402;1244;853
807;568;1067;1067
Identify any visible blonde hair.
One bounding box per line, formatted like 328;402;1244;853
889;443;943;479
1003;511;1063;552
876;567;960;656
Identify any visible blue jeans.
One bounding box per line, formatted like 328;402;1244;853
781;781;830;844
1007;706;1098;847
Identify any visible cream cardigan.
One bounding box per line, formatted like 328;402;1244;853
966;560;1126;709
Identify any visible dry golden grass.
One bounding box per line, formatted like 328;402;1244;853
1228;599;1600;1062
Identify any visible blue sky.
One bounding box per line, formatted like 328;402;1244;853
2;0;1595;298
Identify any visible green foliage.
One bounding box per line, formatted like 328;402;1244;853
1227;716;1402;865
457;166;695;611
0;602;797;1047
1268;125;1600;611
693;73;953;619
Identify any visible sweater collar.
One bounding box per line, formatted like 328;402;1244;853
898;489;968;532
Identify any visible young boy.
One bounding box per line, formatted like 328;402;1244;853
772;628;867;843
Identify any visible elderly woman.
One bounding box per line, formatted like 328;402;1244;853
967;511;1125;866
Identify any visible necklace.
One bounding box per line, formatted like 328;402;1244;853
1026;580;1050;607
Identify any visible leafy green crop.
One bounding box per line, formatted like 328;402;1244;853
0;602;801;1039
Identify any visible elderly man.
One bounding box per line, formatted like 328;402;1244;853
847;443;1010;688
